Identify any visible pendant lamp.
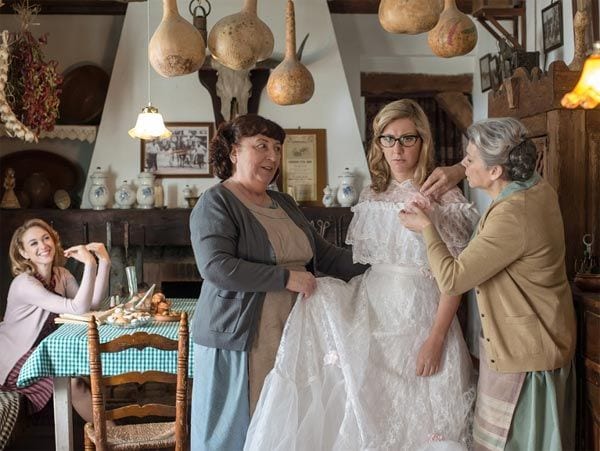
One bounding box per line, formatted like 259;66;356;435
129;1;172;139
561;42;600;109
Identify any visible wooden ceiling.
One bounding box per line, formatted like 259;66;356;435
328;0;473;14
0;0;474;15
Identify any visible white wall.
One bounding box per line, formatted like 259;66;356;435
84;0;369;208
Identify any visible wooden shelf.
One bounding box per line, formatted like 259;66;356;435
472;2;526;49
0;124;98;142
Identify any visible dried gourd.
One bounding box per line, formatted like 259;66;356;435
428;0;478;58
208;0;274;71
379;0;443;34
267;0;314;105
149;0;206;77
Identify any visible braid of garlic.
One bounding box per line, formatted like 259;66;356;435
0;30;38;143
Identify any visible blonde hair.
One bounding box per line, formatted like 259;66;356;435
9;219;65;277
367;99;434;192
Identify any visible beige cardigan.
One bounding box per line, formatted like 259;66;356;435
423;179;576;373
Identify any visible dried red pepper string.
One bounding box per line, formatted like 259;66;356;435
6;30;62;133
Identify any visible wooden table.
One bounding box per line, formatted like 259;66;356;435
17;299;196;451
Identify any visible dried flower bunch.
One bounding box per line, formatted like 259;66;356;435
1;1;62;141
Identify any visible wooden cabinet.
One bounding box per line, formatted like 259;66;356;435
489;62;600;279
573;289;600;451
301;206;353;248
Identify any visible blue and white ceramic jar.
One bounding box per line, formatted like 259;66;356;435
114;180;135;209
322;185;335;207
337;167;356;207
88;166;109;210
136;171;155;209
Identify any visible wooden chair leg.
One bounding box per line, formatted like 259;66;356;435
84;429;95;451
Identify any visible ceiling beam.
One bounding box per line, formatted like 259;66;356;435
0;1;142;15
361;73;473;97
328;0;473;14
0;0;474;16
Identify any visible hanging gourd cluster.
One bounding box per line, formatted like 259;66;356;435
379;0;478;57
149;0;312;106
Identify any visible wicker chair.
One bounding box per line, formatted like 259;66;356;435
84;313;189;451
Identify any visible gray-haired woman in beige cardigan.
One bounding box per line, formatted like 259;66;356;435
400;117;576;451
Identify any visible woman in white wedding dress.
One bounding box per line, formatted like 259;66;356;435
244;100;480;451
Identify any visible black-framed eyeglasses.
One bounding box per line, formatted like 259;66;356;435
377;134;421;148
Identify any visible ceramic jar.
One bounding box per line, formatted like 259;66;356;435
88;166;109;210
114;180;136;209
322;185;335;207
136;171;155;209
337;168;356;207
182;184;192;207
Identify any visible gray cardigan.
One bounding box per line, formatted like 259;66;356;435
189;183;366;351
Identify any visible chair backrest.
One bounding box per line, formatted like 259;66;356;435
87;313;189;450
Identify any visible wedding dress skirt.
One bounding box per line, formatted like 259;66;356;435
245;265;475;451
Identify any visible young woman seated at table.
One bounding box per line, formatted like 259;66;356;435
0;218;110;422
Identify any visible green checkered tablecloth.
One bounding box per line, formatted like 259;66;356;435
17;299;197;388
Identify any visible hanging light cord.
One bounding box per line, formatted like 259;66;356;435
147;0;151;106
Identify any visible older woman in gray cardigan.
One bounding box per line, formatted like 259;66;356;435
189;114;366;451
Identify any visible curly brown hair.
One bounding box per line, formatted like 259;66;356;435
9;218;65;277
210;114;286;181
367;99;434;193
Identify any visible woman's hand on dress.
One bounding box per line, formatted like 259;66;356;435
286;271;317;299
86;242;110;262
416;334;444;377
398;204;432;233
420;164;466;200
63;245;96;265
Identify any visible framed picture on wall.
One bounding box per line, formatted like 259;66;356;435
479;54;492;92
542;1;564;53
278;129;327;206
140;122;214;178
489;55;501;91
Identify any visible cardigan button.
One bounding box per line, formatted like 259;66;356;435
490;359;495;363
486;338;490;342
481;313;485;318
476;289;480;294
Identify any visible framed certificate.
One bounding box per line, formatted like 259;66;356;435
279;129;327;206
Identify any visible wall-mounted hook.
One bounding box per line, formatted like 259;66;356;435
189;0;212;44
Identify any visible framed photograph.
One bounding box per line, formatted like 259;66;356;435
140;122;214;178
479;54;492;92
278;129;327;206
542;1;563;53
489;55;501;91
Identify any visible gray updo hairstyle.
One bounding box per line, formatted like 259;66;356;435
466;117;537;182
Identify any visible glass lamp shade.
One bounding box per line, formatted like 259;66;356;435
128;104;172;140
562;42;600;109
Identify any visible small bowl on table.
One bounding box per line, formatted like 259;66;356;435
573;273;600;292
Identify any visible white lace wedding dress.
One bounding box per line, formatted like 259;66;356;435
244;180;480;451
